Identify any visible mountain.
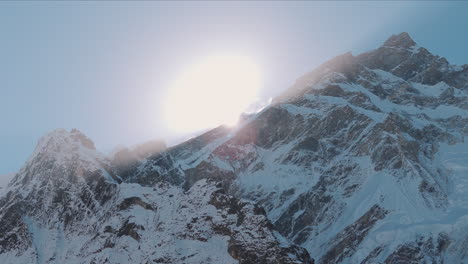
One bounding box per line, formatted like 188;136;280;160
1;32;468;263
0;129;311;263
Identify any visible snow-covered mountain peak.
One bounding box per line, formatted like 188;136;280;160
382;32;417;49
32;128;96;157
8;128;117;190
354;33;468;88
1;32;468;264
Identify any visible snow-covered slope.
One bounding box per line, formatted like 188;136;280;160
123;32;468;263
0;129;312;264
1;32;468;264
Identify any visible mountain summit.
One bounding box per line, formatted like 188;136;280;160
1;33;468;264
382;32;417;48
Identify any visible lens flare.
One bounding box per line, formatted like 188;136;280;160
164;54;262;133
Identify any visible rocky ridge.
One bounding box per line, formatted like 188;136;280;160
1;33;468;263
0;129;312;263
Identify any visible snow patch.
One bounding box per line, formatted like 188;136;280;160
412;82;450;97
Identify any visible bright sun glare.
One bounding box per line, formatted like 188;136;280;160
164;54;262;133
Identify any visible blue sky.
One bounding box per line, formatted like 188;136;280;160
1;1;468;175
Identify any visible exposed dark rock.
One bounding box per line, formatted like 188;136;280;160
184;161;236;190
117;219;144;241
384;235;448;264
383;32;416;48
209;189;314;264
319;205;388;264
117;197;155;211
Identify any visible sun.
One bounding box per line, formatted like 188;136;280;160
164;54;262;134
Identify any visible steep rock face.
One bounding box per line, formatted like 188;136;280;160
0;130;313;263
356;32;468;88
124;33;468;263
319;204;388;264
0;129;119;258
76;180;311;264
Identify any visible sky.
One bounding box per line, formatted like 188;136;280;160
1;1;468;175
